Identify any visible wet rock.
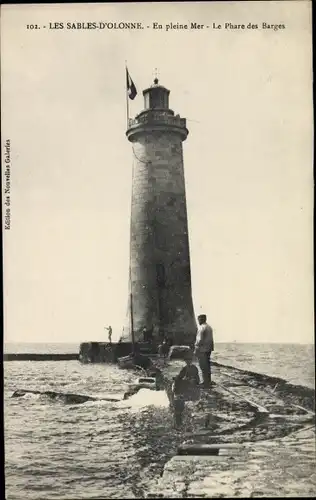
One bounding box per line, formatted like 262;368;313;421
10;389;119;405
145;361;315;499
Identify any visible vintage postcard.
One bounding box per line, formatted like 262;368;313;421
2;2;314;499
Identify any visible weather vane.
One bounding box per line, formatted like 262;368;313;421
153;67;159;84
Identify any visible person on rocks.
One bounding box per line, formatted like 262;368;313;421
194;314;214;388
171;349;200;429
158;338;169;358
142;327;149;343
105;325;112;344
142;325;154;344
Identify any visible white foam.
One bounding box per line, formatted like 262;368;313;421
87;392;120;399
22;392;40;400
118;389;170;409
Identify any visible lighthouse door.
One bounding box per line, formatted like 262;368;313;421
156;263;166;338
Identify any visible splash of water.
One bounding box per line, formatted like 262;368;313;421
118;388;170;410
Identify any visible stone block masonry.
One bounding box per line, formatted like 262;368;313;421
121;81;196;345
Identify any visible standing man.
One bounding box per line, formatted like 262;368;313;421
142;326;154;343
142;327;148;342
158;338;169;358
105;326;112;344
194;314;214;388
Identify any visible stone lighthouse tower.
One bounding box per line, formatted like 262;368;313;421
121;78;196;346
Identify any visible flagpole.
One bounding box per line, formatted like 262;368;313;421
125;61;129;128
126;60;134;353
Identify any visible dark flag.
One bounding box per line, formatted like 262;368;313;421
126;67;137;100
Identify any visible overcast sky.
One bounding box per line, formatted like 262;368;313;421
2;2;313;344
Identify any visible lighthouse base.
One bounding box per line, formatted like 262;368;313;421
78;341;158;364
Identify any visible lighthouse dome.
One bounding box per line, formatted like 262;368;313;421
142;78;170;110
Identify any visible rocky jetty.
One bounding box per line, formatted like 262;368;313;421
145;359;315;498
78;341;156;364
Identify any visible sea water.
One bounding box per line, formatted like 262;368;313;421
4;342;315;499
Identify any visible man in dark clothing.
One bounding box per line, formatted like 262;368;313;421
171;349;200;428
142;327;148;342
158;338;170;358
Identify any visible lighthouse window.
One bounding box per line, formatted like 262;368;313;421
144;93;150;109
149;89;168;109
